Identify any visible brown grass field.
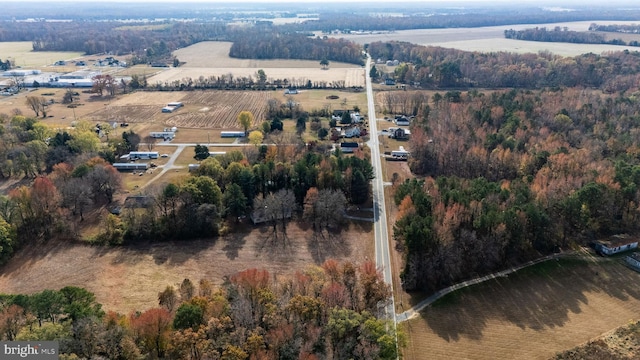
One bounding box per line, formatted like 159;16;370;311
337;21;640;57
0;222;374;314
151;41;365;87
400;256;640;360
555;319;640;359
0;42;84;68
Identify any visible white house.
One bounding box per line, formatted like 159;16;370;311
595;235;639;256
343;126;361;138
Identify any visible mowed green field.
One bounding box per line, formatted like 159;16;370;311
401;255;640;360
0;42;84;68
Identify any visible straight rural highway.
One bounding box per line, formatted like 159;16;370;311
365;55;397;326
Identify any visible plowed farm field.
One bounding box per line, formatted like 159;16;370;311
85;90;270;129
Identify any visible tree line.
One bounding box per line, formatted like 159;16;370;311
394;87;640;292
503;27;638;47
367;41;640;92
0;262;398;359
229;31;364;65
0;20;364;67
589;23;640;34
283;7;640;33
123;143;373;244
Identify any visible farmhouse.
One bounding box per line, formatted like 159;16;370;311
389;127;411;140
188;164;201;172
343;126;361;138
594;234;639;256
385;78;396;86
208;151;227;157
284;88;299;95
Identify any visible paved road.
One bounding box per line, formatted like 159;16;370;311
365;55;397;327
140;144;187;189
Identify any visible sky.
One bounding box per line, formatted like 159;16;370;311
1;0;629;3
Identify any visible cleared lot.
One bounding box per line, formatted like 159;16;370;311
150;41;365;87
337;21;640;57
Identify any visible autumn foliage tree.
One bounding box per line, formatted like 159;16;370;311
130;308;172;358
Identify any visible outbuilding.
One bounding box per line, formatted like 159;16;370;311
594;235;639;256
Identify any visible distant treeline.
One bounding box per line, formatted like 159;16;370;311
0;21;364;66
367;41;640;92
589;23;640;34
229;31;363;65
504;27;639;47
283;8;640;33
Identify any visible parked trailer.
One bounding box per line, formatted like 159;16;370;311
221;131;246;138
113;163;149;171
149;131;175;140
208;151;227;157
167;102;183;108
129;151;159;160
390;146;409;160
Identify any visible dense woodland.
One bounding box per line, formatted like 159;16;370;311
392;87;640;291
368;41;640;92
503;27;639;47
0;263;398;359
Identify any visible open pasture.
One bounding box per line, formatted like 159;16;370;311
150;41;365;87
0;221;374;314
0;42;84;68
401;257;640;360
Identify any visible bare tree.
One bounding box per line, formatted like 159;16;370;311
59;178;93;221
8;74;25;90
144;135;157;151
25;96;47;117
304;188;347;232
254;189;295;240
